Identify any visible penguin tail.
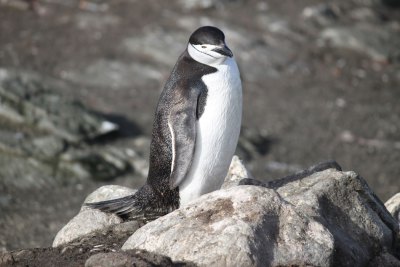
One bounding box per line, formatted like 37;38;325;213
84;185;172;221
84;194;144;219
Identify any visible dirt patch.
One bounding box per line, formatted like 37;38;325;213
195;198;234;224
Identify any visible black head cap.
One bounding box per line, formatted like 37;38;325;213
189;26;226;46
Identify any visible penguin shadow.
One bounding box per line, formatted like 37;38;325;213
87;112;143;144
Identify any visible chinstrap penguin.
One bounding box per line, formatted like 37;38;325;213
85;26;242;220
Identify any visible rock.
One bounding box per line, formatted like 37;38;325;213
0;69;143;185
221;155;253;189
122;169;399;266
58;147;132;181
52;209;122;248
0;69;118;143
53;185;137;247
385;193;400;222
83;185;137;204
319;23;400;62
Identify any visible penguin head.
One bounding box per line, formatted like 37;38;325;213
187;26;233;66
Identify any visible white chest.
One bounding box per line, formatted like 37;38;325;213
179;57;242;205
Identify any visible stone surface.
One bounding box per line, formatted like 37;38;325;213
122;169;399;267
385;193;400;223
53;185;137;247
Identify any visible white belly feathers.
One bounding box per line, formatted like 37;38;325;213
179;57;242;205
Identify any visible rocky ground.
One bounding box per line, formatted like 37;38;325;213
1;160;399;266
0;0;399;252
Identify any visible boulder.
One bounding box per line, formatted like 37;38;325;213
53;185;137;247
122;169;400;266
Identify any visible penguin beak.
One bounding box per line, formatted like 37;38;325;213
212;44;233;57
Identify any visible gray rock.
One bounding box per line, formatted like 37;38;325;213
53;185;137;247
53;209;123;248
0;69;118;143
58;147;132;181
122;169;399;267
0;69;139;185
83;185;137;204
319;23;400;62
385;193;400;222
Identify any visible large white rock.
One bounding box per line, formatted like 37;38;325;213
122;169;399;267
52;185;136;247
122;185;335;266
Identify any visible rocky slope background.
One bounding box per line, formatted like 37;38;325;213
0;0;399;255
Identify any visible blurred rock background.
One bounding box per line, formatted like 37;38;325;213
0;0;399;251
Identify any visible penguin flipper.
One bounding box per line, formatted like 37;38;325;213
168;83;201;189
